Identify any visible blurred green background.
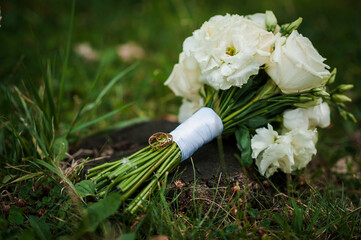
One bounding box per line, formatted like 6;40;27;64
1;0;360;152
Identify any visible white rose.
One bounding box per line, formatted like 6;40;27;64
266;30;330;93
183;14;277;90
283;100;331;130
164;52;202;102
178;98;204;123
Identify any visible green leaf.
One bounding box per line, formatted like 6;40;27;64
235;126;253;166
0;216;8;229
244;116;269;129
53;137;69;164
117;232;136;240
247;208;259;218
18;229;36;240
75;180;96;197
28;215;52;240
79;193;122;233
259;218;271;230
8;207;24;225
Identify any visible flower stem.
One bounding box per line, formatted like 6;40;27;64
222;95;260;123
127;178;158;214
120;142;178;201
126;149;181;213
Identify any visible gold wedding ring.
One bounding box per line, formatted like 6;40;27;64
148;132;173;149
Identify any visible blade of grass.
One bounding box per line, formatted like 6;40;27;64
69;103;132;133
57;0;76;129
9;172;43;184
93;117;147;135
32;159;81;198
315;206;361;236
44;61;57;127
3;121;32;157
93;63;138;108
65;67;103;138
66;64;137;137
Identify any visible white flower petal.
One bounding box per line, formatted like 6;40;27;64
246;13;267;30
164;53;201;102
251;124;278;159
266;31;330;93
183;14;278;90
306;101;331;128
255;134;293;177
178;98;204;122
283;108;309;130
289;128;318;170
252;124;318;177
283;100;331;131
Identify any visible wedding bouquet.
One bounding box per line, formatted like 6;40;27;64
87;11;355;213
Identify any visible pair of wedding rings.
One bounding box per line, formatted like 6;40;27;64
148;132;173;149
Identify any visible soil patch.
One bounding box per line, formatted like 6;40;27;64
72;120;249;182
68;120;328;213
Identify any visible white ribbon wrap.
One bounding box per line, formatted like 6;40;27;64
170;107;223;161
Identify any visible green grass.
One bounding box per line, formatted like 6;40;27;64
1;0;361;239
